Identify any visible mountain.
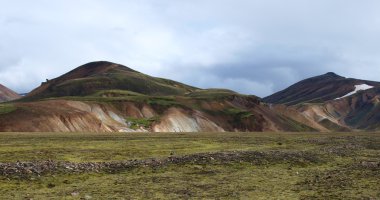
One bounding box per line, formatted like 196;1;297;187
263;72;380;105
264;72;380;131
0;84;21;102
26;61;198;100
291;86;380;131
3;65;380;132
0;61;317;132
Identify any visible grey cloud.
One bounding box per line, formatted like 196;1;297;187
1;0;380;96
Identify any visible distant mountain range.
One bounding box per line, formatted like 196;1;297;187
1;61;380;132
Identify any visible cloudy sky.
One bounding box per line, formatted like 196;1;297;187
1;0;380;97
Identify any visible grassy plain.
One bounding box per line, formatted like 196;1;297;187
0;132;379;199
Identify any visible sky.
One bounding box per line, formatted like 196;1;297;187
1;0;380;97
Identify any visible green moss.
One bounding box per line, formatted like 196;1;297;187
277;116;317;132
221;108;256;127
126;116;161;130
223;108;253;119
0;104;17;114
147;97;181;107
91;90;144;97
25;66;199;100
185;89;238;100
0;132;379;199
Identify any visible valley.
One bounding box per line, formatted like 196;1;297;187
0;132;379;199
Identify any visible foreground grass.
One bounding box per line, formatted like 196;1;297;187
0;132;320;162
0;132;379;199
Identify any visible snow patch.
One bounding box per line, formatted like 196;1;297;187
335;84;374;100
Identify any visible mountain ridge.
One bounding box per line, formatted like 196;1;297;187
0;61;318;132
2;61;380;132
263;72;380;105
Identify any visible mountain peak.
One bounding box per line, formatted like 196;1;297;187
323;72;343;78
79;61;130;69
53;61;139;83
26;61;197;99
71;61;137;75
264;72;380;105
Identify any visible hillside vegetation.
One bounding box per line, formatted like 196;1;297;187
26;61;197;100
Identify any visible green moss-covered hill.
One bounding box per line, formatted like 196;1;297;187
26;61;198;100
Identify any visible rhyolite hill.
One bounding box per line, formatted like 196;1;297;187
1;61;380;132
0;84;21;103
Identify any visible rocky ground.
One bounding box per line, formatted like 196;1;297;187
0;132;379;199
0;150;324;178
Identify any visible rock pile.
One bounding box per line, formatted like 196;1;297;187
0;150;322;178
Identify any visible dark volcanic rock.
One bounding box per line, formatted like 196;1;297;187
264;72;380;105
0;150;322;178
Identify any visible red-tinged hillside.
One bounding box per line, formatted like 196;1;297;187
0;84;21;102
0;61;317;132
